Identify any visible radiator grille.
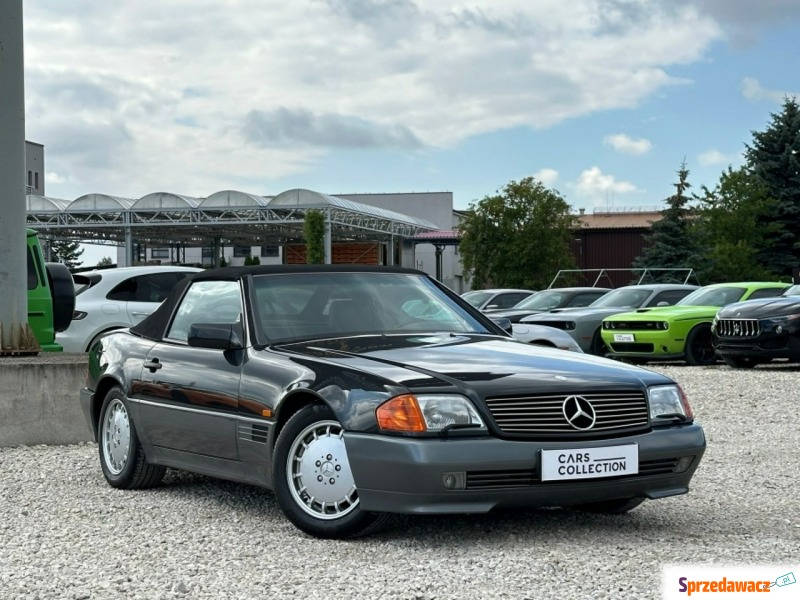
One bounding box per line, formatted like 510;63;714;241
716;319;760;338
485;390;649;436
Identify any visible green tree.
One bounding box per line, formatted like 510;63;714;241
745;97;800;276
304;210;326;264
457;176;577;290
633;162;699;279
50;239;84;269
96;256;114;267
694;167;777;283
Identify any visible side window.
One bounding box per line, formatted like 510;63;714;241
26;248;39;290
568;293;604;307
166;280;242;343
131;273;183;303
106;277;137;301
647;290;691;307
747;287;787;300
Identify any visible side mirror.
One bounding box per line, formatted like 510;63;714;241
490;316;513;334
188;322;244;350
656;301;669;307
485;304;499;310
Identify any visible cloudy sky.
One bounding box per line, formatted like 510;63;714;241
22;0;800;215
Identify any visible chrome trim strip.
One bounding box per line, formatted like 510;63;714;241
127;397;275;425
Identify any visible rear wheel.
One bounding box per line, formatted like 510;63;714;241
272;404;391;538
685;324;716;365
721;355;760;369
98;386;165;489
575;497;645;514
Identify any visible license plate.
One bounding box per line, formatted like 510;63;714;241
540;444;639;481
614;333;635;342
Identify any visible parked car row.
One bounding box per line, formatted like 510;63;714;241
469;281;799;368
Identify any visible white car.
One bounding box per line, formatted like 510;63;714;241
58;266;202;352
511;323;583;353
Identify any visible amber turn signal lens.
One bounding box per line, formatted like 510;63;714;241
376;395;426;432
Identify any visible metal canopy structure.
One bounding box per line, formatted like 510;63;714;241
25;188;440;257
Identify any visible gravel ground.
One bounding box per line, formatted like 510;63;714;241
1;364;798;600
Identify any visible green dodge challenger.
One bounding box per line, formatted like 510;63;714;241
600;282;789;365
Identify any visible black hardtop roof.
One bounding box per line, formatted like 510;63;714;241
190;264;425;281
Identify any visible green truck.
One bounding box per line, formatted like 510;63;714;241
26;229;75;351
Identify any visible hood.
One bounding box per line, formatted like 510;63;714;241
275;334;669;395
484;308;541;320
717;296;800;319
606;305;718;321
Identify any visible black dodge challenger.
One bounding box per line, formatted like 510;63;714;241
80;265;705;538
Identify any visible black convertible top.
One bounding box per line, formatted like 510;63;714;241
129;264;427;342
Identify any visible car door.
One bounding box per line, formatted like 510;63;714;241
125;272;192;324
135;279;244;460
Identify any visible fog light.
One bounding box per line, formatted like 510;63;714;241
442;472;466;490
776;325;783;334
675;456;694;473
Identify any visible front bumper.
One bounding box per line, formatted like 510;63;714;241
344;424;705;514
715;332;800;361
602;329;686;359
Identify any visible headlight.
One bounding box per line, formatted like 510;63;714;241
648;385;693;422
376;394;485;433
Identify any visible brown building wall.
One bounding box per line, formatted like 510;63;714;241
569;229;649;287
285;242;380;265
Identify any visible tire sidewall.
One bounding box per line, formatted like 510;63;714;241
98;387;139;487
272;404;375;538
686;324;715;365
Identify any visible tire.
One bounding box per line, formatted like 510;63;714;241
98;386;165;489
46;262;76;333
685;324;716;366
575;497;645;514
589;329;608;357
272;404;391;539
721;355;759;369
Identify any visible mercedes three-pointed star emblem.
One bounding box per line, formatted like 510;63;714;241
562;395;597;430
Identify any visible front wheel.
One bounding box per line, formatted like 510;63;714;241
272;404;391;538
98;386;165;489
685;324;716;365
590;329;608;356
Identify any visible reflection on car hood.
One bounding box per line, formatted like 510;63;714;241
606;306;718;321
521;307;625;322
717;296;800;319
483;309;541;319
275;334;668;393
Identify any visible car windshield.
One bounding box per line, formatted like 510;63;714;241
514;291;564;310
253;272;493;343
677;286;746;307
461;291;493;307
588;288;651;309
781;285;800;297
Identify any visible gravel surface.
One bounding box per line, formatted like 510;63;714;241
1;365;798;599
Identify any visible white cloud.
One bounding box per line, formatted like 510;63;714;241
697;149;739;167
603;133;652;156
533;168;559;187
741;77;794;103
572;167;638;207
21;0;724;198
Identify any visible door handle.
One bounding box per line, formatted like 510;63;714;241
131;311;151;317
144;358;163;372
